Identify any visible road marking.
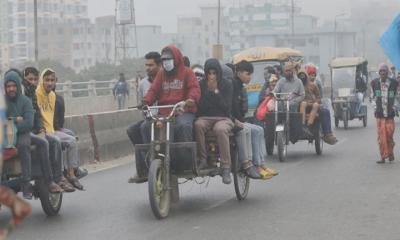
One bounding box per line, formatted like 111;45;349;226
203;198;232;211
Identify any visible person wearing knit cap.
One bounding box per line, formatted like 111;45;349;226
371;63;398;163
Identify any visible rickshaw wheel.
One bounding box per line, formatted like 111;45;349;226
37;180;63;216
363;115;367;127
343;112;349;129
265;136;274;156
334;117;339;128
314;131;323;155
148;159;170;219
277;132;287;162
232;148;250;201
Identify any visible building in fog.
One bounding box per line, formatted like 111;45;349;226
0;0;89;69
177;5;230;65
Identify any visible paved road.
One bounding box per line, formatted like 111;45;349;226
6;111;400;240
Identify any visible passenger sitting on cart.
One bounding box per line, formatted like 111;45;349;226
306;67;338;144
355;68;367;115
195;59;234;184
142;45;200;143
231;61;278;180
273;62;305;112
298;70;320;136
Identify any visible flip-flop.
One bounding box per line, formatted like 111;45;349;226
58;180;76;193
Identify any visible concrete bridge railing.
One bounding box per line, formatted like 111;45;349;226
64;109;143;165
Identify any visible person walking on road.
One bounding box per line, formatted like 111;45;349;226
371;63;398;163
113;73;130;110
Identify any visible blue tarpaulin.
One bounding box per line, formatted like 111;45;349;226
380;14;400;69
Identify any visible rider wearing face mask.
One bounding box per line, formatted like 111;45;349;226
142;45;201;144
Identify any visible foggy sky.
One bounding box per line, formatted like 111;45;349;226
88;0;352;32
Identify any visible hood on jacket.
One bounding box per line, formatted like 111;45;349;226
161;45;184;74
4;71;23;100
204;58;223;84
297;69;309;86
221;64;234;83
36;68;55;96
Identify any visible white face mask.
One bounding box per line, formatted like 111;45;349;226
163;59;174;72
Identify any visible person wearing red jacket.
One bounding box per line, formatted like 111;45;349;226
141;45;200;143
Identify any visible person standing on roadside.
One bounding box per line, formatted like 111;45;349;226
371;63;398;164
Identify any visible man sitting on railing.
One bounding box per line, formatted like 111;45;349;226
141;45;200;144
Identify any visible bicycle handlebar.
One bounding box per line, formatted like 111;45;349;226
142;101;186;121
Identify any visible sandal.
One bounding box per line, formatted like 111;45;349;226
58;179;76;193
48;182;64;193
68;178;84;191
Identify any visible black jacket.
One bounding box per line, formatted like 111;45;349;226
22;79;44;134
197;59;233;118
54;94;65;130
371;77;398;118
232;76;248;122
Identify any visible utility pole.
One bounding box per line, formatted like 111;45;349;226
291;0;295;48
334;13;345;59
217;0;221;44
34;0;39;67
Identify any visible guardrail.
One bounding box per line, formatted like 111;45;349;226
56;79;138;98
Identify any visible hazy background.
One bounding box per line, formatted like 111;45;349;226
88;0;351;32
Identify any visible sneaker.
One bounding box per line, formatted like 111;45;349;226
22;182;33;200
262;166;279;176
128;175;148;183
376;159;386;164
257;167;274;180
221;168;232;184
323;133;338;145
244;166;261;179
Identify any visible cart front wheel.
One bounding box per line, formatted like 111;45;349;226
343;111;349;130
148;159;170;219
37;180;62;216
277;131;287;162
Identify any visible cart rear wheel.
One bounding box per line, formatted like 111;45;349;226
148;159;170;219
232;148;249;201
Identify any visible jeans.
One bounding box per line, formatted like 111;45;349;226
356;92;364;114
46;134;63;181
319;108;332;135
127;120;145;145
236;123;267;167
246;123;267;166
17;132;31;182
141;113;195;143
30;134;53;182
53;131;80;169
117;94;126;110
195;117;233;169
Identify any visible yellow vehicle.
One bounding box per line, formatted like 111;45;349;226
232;47;304;115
